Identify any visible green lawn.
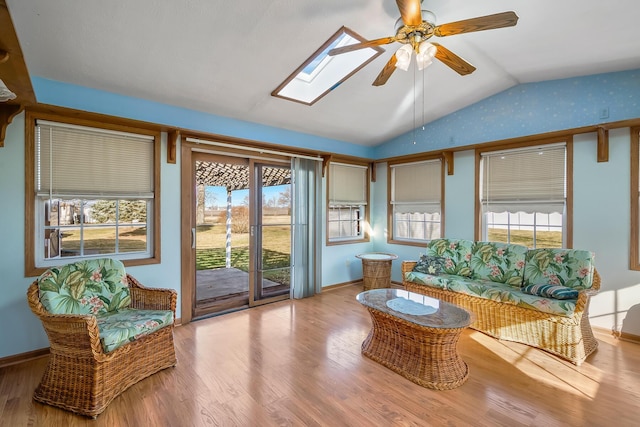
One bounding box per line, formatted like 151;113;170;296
196;247;290;271
488;228;563;248
196;247;291;286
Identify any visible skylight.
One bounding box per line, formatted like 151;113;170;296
271;27;384;106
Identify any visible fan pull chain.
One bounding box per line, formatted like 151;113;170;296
413;61;417;145
422;65;426;131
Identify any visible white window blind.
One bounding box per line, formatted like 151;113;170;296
329;163;367;205
481;144;566;214
391;159;441;213
36;120;154;197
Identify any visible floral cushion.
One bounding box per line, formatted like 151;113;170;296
97;308;174;353
37;258;131;315
413;255;445;275
522;284;579;300
524;248;595;290
470;242;527;287
445;277;577;317
404;271;457;289
425;238;474;277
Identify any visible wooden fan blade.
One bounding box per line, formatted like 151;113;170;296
329;37;397;56
432;43;476;75
434;11;519;37
396;0;423;26
373;55;398;86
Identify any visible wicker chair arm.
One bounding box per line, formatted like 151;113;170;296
26;281;107;358
401;261;418;276
126;274;177;314
588;268;601;293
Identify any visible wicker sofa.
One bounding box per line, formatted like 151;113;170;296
27;258;177;418
402;238;600;365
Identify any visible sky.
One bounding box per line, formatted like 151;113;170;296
205;185;288;209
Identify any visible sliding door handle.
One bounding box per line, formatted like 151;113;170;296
191;228;196;249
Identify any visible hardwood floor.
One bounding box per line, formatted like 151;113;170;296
1;284;639;426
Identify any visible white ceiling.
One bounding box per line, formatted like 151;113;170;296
6;0;640;147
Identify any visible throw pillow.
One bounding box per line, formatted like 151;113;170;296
521;283;579;300
413;255;445;275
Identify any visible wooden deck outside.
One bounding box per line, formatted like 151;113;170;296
196;267;285;305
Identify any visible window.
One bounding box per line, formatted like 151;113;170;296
26;112;160;275
327;162;368;242
389;159;443;245
479;143;568;248
631;128;640;270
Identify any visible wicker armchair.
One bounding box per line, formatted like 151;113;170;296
27;272;177;418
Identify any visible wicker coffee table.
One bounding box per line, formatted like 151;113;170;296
356;288;472;390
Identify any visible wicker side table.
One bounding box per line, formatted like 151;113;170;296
356;253;398;291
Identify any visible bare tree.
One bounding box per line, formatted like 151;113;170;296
196;184;205;224
277;187;291;208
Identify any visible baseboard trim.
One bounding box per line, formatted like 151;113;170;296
619;331;640;344
0;347;49;368
322;280;361;291
593;326;640;344
322;280;403;292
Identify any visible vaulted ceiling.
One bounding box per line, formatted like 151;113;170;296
5;0;640;146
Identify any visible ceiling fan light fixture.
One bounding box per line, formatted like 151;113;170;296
416;41;436;70
418;41;437;57
394;44;413;71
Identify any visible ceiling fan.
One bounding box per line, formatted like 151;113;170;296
328;0;518;86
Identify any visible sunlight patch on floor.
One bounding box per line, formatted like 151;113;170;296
468;331;603;399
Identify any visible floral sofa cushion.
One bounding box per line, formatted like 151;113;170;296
97;308;174;353
524;248;595;290
445;277;577;317
470;241;527;287
37;258;131;315
403;271;459;290
425;238;474;277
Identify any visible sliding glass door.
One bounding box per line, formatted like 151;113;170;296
250;162;292;304
190;153;291;318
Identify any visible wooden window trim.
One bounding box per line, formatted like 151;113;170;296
24;109;162;277
630;127;640;270
474;137;573;247
387;154;445;247
326;160;370;246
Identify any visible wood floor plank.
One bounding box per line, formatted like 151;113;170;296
1;284;639;426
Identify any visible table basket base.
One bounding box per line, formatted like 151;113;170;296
362;308;468;390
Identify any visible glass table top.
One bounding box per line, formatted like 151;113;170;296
355;253;398;261
356;288;472;329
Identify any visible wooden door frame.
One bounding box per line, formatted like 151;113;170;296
181;142;292;324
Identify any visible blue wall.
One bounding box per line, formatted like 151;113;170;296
32;77;375;159
376;69;640;158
